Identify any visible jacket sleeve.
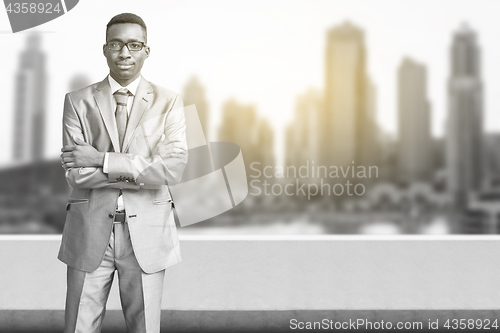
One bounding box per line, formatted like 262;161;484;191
63;93;140;190
106;94;188;187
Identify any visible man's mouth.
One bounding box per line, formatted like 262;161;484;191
116;63;134;69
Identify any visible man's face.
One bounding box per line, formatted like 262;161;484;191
103;23;149;85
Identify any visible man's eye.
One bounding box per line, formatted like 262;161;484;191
109;42;121;48
129;43;142;49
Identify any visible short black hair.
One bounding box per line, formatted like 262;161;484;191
106;13;147;42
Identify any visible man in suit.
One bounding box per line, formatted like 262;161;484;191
59;13;187;332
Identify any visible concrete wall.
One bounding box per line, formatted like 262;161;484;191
2;235;500;311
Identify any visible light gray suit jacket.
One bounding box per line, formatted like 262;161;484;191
58;76;187;273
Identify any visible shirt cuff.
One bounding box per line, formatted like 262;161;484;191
103;152;109;174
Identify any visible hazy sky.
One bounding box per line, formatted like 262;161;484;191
1;0;499;166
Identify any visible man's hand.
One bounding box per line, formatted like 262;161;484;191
154;136;187;159
61;137;105;170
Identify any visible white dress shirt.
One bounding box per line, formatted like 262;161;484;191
103;74;142;211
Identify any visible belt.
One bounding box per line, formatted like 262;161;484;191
113;212;126;224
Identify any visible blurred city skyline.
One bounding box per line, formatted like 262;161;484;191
3;0;500;235
1;0;500;167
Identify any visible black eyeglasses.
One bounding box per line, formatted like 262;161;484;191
105;41;147;52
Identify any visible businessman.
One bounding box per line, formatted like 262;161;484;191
59;13;187;332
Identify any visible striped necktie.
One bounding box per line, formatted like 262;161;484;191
113;88;130;152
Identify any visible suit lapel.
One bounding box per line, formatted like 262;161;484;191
93;78;121;153
122;77;153;153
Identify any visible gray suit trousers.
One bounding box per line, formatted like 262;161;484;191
64;223;165;333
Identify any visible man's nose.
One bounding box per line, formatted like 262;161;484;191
119;45;132;58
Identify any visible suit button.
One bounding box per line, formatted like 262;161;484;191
108;213;114;218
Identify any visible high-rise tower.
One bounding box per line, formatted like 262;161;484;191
446;24;483;208
218;99;274;176
285;88;322;170
397;58;433;184
323;21;377;170
12;34;46;162
183;76;209;140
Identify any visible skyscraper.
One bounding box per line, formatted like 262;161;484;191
363;77;379;168
397;57;432;184
255;118;274;168
485;134;500;186
321;22;376;171
12;34;46;162
446;23;483;208
218;99;274;176
322;21;377;170
285;88;322;170
183;76;209;140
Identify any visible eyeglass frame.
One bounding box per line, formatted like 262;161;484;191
104;40;148;52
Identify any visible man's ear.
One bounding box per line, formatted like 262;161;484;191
103;44;107;56
145;46;150;57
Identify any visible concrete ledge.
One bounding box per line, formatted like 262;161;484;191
2;236;500;313
2;310;500;332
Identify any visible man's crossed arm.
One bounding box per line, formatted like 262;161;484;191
61;137;186;170
60;136;187;190
60;137;105;170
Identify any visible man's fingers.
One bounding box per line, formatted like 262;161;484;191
61;152;74;158
60;150;76;166
165;153;186;159
161;147;185;152
164;151;187;157
61;145;77;152
160;149;186;156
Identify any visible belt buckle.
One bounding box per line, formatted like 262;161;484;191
113;211;126;224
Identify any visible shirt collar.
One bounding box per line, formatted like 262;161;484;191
108;75;141;96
